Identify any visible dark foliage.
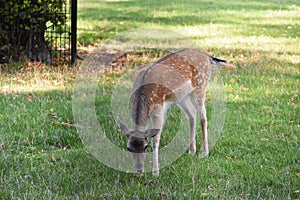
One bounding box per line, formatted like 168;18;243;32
0;0;67;64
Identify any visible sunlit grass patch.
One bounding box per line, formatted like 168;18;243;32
77;0;300;45
0;61;76;93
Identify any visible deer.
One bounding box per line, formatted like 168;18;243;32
117;48;233;176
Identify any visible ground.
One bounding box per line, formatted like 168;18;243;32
0;0;299;199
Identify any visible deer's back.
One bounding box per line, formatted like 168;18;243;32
131;49;212;106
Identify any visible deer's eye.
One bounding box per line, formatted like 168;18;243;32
127;147;133;152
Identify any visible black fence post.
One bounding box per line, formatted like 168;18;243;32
71;0;77;67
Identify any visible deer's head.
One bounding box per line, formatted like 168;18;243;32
117;119;160;173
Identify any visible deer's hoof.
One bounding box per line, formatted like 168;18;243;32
200;150;209;158
152;169;159;176
189;149;196;155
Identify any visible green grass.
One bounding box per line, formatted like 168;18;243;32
1;0;300;199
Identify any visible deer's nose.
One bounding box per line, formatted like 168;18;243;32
136;169;144;173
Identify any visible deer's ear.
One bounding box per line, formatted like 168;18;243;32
117;119;130;137
146;129;160;138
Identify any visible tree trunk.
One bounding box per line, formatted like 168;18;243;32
0;0;55;64
25;30;52;64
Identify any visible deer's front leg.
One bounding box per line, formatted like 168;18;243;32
151;132;161;176
150;106;164;176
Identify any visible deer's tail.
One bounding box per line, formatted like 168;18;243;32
209;56;236;68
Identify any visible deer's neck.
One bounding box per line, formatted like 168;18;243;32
131;84;166;130
131;86;151;129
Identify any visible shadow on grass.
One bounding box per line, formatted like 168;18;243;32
0;89;82;154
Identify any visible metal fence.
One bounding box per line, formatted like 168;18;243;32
0;0;77;66
45;0;71;63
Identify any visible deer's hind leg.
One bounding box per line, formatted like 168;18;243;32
179;95;197;155
192;90;209;157
199;103;209;157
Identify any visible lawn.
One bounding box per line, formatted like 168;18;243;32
1;0;299;199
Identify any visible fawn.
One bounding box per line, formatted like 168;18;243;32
117;49;232;176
